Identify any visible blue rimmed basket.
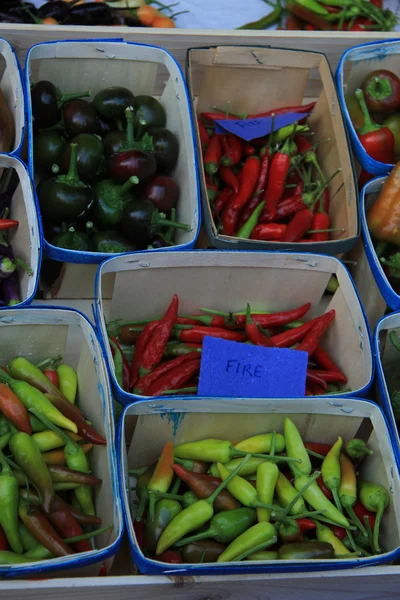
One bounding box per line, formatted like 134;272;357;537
118;396;400;575
24;39;201;264
0;306;123;579
94;250;373;406
336;39;400;176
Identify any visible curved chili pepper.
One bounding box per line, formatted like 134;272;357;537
57;364;78;404
19;502;73;557
231;156;260;212
245;304;274;347
309;208;330;242
111;338;130;392
18;489;102;526
147;442;174;521
221;135;243;167
177;326;245;344
197;118;210;151
219;167;239;194
282;207;314;242
270;315;321;347
321;437;343;510
48;464;102;487
134;351;201;395
147;357;201;397
45;394;106;446
47;494;91;554
313;346;343;376
238;150;270;227
296;310;335;355
297;517;316;532
359;482;389;555
306;370;328;390
215;187;233;214
313;370;347;384
236;201;266;240
0;383;31;435
130;320;160;389
203;135;222;176
222;196;240;236
235;303;310;328
139;295;179;378
249;102;316;120
263;138;292;220
251;223;287;241
259;195;306;224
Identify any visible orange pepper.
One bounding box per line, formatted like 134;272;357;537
137;5;160;25
367;162;400;245
152;17;176;28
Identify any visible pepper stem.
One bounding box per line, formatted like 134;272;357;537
136;492;148;522
120;176;139;196
372;503;384;554
355;89;380;135
125;106;135;148
345;505;368;537
174;527;215;547
306;448;325;460
208;453;252;505
269;432;276;458
14;258;33;276
280;471;320;521
364;514;375;551
231;449;301;464
234;536;278;562
63;144;80;186
157;215;192;231
36;355;62;369
64;524;112;544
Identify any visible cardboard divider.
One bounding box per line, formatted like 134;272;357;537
0;307;123;579
119;397;400;575
24;40;200;265
187;45;358;253
94;251;373;406
0;155;41;308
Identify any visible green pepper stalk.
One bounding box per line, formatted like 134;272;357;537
345;438;373;462
284;418;312;475
57;364;78;405
209;456;276;478
145;477;182;554
0;447;22;554
321;437;343;511
175;507;257;547
291;464;350;529
30;409;95;516
216;522;277;563
0;363;77;433
174;438;299;465
92;176;139;230
155;454;252;555
234;432;285;455
338;453;368;537
135;465;154;522
237;0;282;29
359;480;389;554
280;470;321;521
9;431;54;514
147;442;174;521
150;490;197;508
275;472;307;516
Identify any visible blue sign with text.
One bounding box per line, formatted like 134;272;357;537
214;111;310;142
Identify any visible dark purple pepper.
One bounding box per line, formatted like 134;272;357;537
1;272;20;306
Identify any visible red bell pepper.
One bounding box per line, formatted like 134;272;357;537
355;88;394;164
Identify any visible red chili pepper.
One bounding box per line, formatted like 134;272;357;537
305;442;332;456
313;369;347;384
238;149;270;227
147;357;201;396
134;352;201;395
260;195;306;224
355;88;394;164
353;499;376;529
235;302;311;328
296;310;335;355
177;326;246;344
197;118;210;151
47;495;91;554
130;320;160;390
43;369;59;388
248;102;316;120
133;519;147;551
282;208;314;242
176;317;201;325
157;550;182;564
19;504;73;557
221;134;243;167
305;23;316;30
368;0;382;7
263;138;291;220
251;223;287;241
313;345;345;378
139;295;179;378
295;134;313;154
285;14;302;29
327;524;346;540
112;337;130;392
245;304;275;347
243;143;256;156
215;187;233;214
305;388;312;396
309;210;330;242
297;518;316;532
317;474;333;500
203;135;222;176
270;314;326;348
219;166;239;194
222;195;241;236
306;369;328;390
0;525;8;551
231;156;260;212
0;219;18;230
0;382;32;434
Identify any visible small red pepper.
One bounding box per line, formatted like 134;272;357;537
157;550;182;564
130;320;160;389
309;210;330;242
197;118;210;151
306;369;328;390
296;310;335;355
313;369;347;384
47;495;91;554
245;304;275;347
203;134;222;176
270;315;323;348
0;219;18;230
221;134;243;167
139;295;179;378
43;369;59;388
219;166;239;194
147;357;201;396
177;326;245;344
260;195;306;224
263;137;291;220
355;88;394;164
313;346;345;379
305;442;332;456
231;156;260;211
250;223;287;241
235;302;311;328
295;134;313;154
328;524;346;540
215;187;233;214
238;147;270;227
282;208;314;242
317;474;333;500
222;195;240;236
248;102;316;120
353;499;376;530
297;518;316;532
134;352;201;395
133;520;147;551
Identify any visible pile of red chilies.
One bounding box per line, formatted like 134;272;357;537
198;102;343;243
108;294;348;397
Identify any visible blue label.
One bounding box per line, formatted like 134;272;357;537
214;112;310;142
198;337;308;398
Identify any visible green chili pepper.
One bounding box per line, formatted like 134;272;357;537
0;447;22;554
292;0;329;15
275;472;306;516
345;439;373;462
237;2;282;30
9;431;54;513
0;551;34;565
155;454;252;555
30;409;94;516
245;550;278;561
278;541;334;560
29;414;47;433
175;508;257;547
315;521;351;557
19;523;40;552
236;201;266;239
274;124;309;144
256;461;279;523
359;480;389;555
57;365;78;404
209;456;271;478
235;432;285;455
321;437;343;511
291;465;350;529
0;432;11;450
284;418;311;475
145;477;182;554
216;522;277;563
0;369;77;434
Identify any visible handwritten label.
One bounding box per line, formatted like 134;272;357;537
214;112;310;142
198;337;308;398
